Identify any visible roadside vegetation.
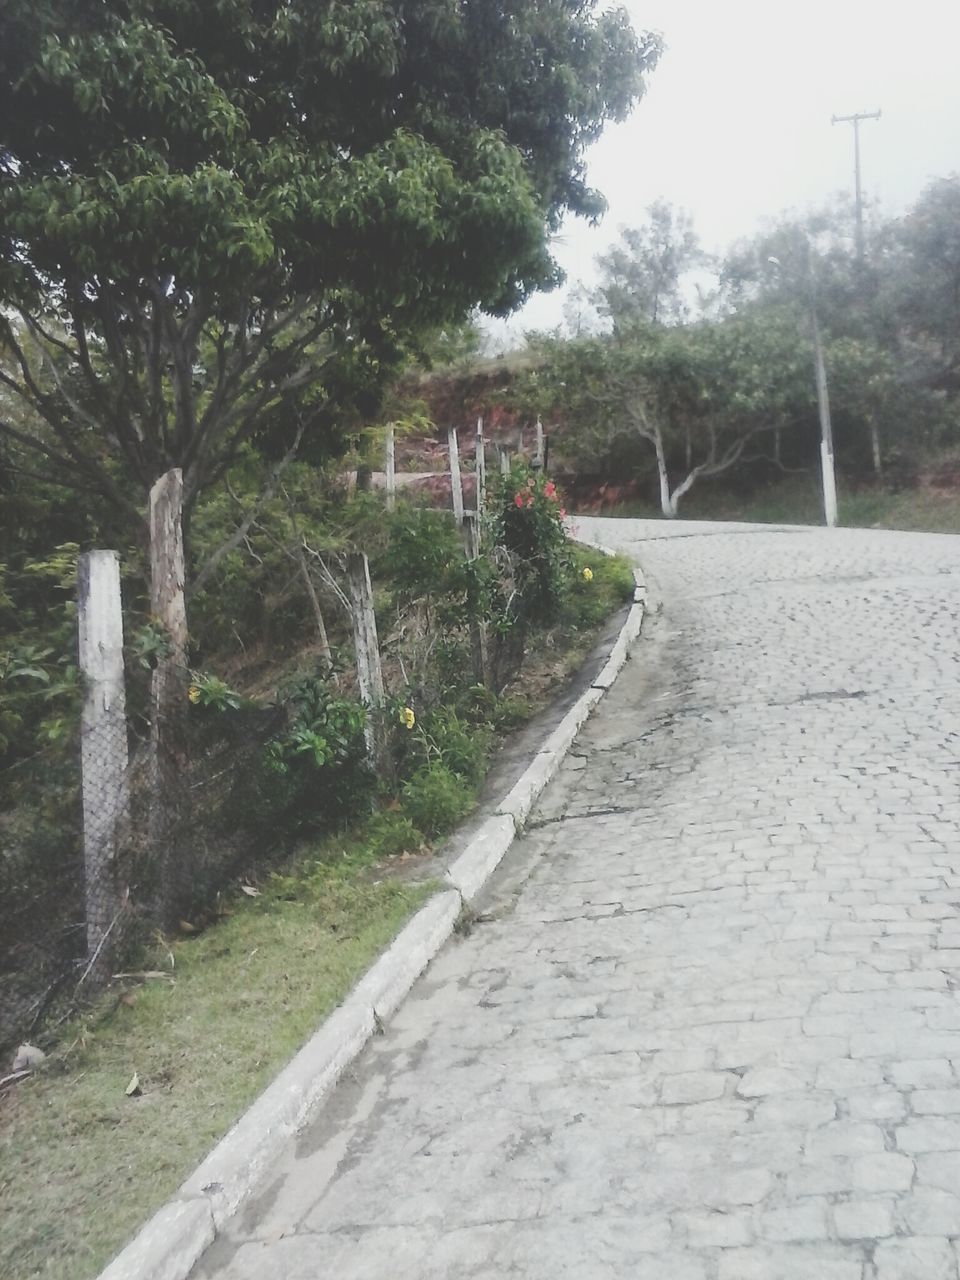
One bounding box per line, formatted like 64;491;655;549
0;1;653;1271
0;456;633;1279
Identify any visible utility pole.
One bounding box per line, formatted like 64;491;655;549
768;248;838;528
831;110;881;261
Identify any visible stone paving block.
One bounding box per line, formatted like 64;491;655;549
717;1245;865;1279
873;1236;958;1280
897;1118;960;1154
660;1072;727;1104
677;1209;752;1248
890;1059;955;1088
898;1187;960;1235
760;1199;831;1242
851;1152;915;1193
833;1198;895;1239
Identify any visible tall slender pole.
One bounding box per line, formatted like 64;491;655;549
805;244;838;527
768;248;839;527
811;309;838;528
831;110;881;262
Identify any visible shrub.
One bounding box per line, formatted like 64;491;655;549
365;812;424;859
419;707;491;785
401;763;472;837
259;674;373;834
561;548;635;629
489;462;571;626
381;505;464;598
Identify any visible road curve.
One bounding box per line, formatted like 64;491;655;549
198;518;960;1280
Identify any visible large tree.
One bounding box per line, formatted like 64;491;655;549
0;0;660;550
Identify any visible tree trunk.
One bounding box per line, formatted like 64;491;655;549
295;541;333;666
653;428;674;518
148;468;189;925
667;473;695;516
534;417;545;469
869;417;883;479
355;462;372;491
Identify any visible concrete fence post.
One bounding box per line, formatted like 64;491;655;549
77;550;128;974
447;427;464;525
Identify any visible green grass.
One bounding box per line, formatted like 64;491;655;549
0;866;432;1280
583;475;960;535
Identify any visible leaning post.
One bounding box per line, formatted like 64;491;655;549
447;426;465;525
345;552;390;776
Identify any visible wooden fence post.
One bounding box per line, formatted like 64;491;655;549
447;426;464;525
499;447;510;477
345;552;389;775
77;550;128;975
535;417;545;469
460;513;489;688
475;415;486;519
148;468;188;923
461;511;481;561
385;422;396;512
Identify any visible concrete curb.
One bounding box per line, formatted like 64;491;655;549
97;540;645;1280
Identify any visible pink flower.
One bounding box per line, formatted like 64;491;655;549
544;481;557;499
526;496;534;508
558;507;566;519
513;493;524;508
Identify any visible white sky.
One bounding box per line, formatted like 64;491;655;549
486;0;960;346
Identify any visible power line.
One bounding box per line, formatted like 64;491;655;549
831;110;882;261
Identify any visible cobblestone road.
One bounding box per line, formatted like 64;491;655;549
198;519;960;1280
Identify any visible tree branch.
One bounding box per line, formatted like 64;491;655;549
189;420;305;596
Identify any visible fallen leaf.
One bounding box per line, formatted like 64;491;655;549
125;1072;141;1097
240;884;260;897
178;920;196;934
12;1043;46;1072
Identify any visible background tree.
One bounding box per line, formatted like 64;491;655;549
880;176;960;401
592;201;710;331
528;307;809;516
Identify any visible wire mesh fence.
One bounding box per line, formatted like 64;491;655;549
0;673;286;1057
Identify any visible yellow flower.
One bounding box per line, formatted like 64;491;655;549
582;566;594;582
400;706;416;730
188;684;201;704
